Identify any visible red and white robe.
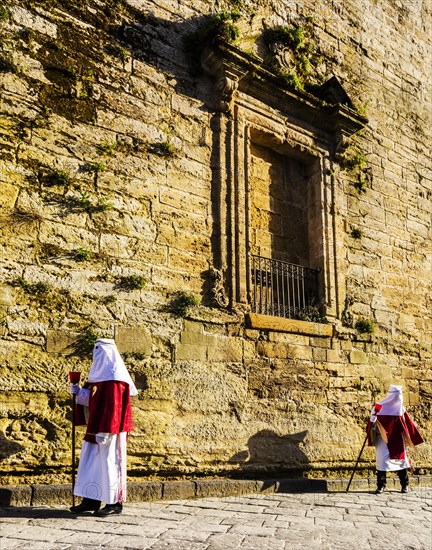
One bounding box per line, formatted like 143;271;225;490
367;412;424;471
74;380;133;504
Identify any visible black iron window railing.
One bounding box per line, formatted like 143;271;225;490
251;255;320;320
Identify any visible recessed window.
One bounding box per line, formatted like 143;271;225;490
204;45;366;325
248;135;323;319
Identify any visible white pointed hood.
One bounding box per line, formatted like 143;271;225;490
374;385;405;416
88;338;138;396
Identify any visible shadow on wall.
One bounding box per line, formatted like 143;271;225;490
229;429;310;476
0;431;25;460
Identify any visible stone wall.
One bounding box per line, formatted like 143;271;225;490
0;0;430;485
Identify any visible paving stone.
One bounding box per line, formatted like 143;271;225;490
228;524;278;537
222;503;267;513
0;540;27;550
110;523;169;537
0;524;27;537
206;533;245;549
56;530;118;545
195;507;236;518
158;528;211;543
241;535;286;548
150;540;208;549
8;525;77;542
0;491;430;549
102;535;158;548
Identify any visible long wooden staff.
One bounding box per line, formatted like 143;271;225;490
69;371;81;506
346;403;382;492
346;434;368;492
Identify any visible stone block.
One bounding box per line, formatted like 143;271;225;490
115;325;152;355
159;187;207;215
171;94;203;117
285;345;313;361
162;481;196;500
195;479;266;498
128;482;163;502
244;329;260;340
207;336;243;363
243;340;257;362
156;225;209;254
326;349;344;363
0;485;32;506
402;367;415;379
344;478;371;491
176;342;207;361
183;320;204;334
167;248;209;272
326;478;345;492
12;6;58;37
152;266;198;292
340;340;353;351
268;332;309;346
0;285;14;306
350;350;368;364
0;183;19;209
39;220;98;252
246;313;333;337
0;306;6;336
100;233;137;259
407;391;420;406
32;484;71;506
309;337;331;349
181;329;208;345
46;330;79;354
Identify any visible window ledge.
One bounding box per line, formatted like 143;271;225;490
246;313;333;337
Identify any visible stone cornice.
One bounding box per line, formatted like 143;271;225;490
201;42;367;141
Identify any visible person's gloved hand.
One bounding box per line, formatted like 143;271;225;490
96;433;109;445
70;383;80;395
370;415;377;423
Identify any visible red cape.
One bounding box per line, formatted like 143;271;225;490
74;380;133;443
367;412;424;459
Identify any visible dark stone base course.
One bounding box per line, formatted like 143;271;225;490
1;476;430;507
0;485;32;507
128;481;163;502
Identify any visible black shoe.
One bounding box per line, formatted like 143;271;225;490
70;498;101;513
401;486;408;493
94;503;123;516
375;487;385;494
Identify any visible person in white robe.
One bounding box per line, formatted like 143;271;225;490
69;338;137;515
367;385;424;494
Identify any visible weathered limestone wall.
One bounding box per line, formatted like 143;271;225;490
0;0;430;484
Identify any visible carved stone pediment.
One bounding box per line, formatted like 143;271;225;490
201;42;367;141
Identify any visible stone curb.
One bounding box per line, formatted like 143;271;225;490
1;476;431;507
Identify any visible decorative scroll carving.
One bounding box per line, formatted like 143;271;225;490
341;295;354;327
209;266;229;308
217;75;238;112
334;131;352;158
201;45;247;113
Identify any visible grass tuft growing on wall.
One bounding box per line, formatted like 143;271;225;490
163;291;201;317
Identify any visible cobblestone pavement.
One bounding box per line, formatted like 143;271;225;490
1;489;431;550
